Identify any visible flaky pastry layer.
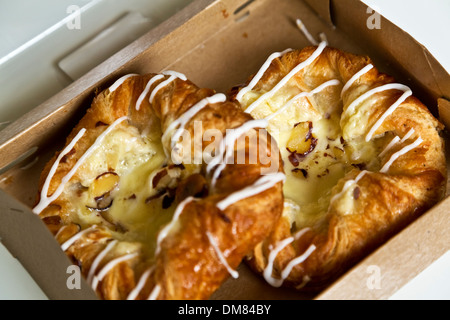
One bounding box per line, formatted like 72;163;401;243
232;45;447;290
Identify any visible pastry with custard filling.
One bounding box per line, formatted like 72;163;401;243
231;42;447;290
34;72;284;299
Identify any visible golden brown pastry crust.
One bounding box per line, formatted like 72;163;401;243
36;73;284;299
232;46;447;290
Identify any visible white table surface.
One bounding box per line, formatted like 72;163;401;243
0;0;449;300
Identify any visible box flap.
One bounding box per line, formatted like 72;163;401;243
0;0;449;300
0;190;97;300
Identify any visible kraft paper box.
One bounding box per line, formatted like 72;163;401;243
0;0;449;300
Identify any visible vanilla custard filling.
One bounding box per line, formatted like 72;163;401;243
240;77;381;230
61;121;195;258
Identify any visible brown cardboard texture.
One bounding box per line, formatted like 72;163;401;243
0;0;449;300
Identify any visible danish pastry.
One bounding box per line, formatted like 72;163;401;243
231;42;447;290
33;72;284;299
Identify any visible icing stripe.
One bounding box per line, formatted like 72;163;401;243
216;172;286;211
206;231;239;279
379;136;401;158
366;89;412;142
109;74;139;92
208;119;269;188
280;245;316;283
33;129;86;214
343;83;410;122
148;285;161;300
54;225;69;240
263;229;312;288
401;128;416;143
87;240;118;284
341;64;374;98
162;93;226;156
127;267;154;300
236;49;293;103
60;225;97;252
263;237;294;287
265;79;340;121
380;137;423;173
149;71;187;103
33;116;128;214
91;253;138;291
380;128;415;158
296;18;319;46
244;41;327;114
295;275;311;289
136;75;164;111
155;196;195;256
293;227;310;240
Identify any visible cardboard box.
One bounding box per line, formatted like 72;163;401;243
0;0;449;300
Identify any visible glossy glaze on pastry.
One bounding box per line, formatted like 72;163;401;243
232;42;447;290
35;72;284;299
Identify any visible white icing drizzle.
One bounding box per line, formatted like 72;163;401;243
162;70;187;80
265;79;341;121
127;267;154;300
296;18;320;46
148;284;161;300
87;240;118;284
162;93;226;155
91;253;138;291
401;128;416;143
331;131;422;203
54;225;69;240
236;49;294;103
136;74;164;111
341;64;374;98
365;88;412;142
245;41;327;114
279;245;316;284
206;231;239;279
149;70;187;103
60;225;97;252
344;83;411;122
293;227;310;240
380;137;423;173
216;172;286;211
207;119;269;188
109;74;139;92
379;136;401;158
295;275;311;289
379;128;415;158
330;170;368;204
263;228;312;287
263;237;293;287
33;128;86;214
155;196;195;256
33;116;128;214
